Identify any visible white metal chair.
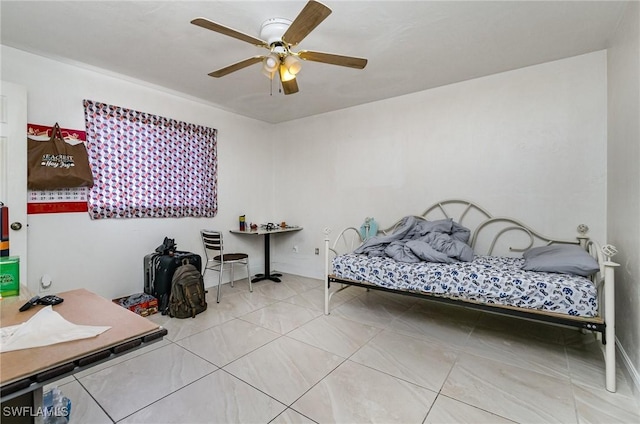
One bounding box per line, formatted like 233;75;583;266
200;230;252;303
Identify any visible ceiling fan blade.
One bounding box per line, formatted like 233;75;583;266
298;50;368;69
282;0;332;46
191;17;267;48
280;76;299;95
208;56;264;78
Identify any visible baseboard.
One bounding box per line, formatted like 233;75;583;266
616;336;640;401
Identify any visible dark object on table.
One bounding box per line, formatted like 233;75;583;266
19;296;41;312
18;295;64;312
38;295;64;306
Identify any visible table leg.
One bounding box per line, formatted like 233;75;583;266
0;387;44;424
252;233;282;283
33;388;43;424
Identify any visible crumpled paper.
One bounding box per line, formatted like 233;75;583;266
1;306;111;353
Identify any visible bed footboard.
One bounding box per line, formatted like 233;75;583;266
324;226;362;315
324;228;331;315
601;244;619;392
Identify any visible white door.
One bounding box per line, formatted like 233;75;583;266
0;81;28;290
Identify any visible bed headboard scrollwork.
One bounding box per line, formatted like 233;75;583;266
382;199;585;257
329;199;595;258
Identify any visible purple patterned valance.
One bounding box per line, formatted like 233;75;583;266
83;100;217;219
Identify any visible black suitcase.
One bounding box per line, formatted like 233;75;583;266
144;251;202;313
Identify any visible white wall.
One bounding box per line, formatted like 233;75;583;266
607;1;640;398
1;46;275;299
1;47;610;307
273;51;608;279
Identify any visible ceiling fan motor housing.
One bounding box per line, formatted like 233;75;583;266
260;18;292;46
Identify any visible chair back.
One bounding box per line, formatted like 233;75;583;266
201;230;224;259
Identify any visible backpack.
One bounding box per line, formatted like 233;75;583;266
168;262;207;318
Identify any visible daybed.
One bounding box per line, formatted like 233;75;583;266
324;199;619;392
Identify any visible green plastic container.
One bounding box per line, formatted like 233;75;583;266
0;256;20;297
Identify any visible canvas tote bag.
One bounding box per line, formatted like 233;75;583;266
27;123;94;190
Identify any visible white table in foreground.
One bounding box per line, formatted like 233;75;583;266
230;226;302;282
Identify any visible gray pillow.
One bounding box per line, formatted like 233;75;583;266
522;244;600;277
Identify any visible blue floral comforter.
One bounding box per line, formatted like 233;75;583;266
332;254;598;317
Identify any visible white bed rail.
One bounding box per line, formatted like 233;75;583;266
380;199;492;236
421;199;493;223
588;241;619;392
324;226;362;315
472;217;583;255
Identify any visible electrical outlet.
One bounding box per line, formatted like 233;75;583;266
315;248;320;255
40;274;52;292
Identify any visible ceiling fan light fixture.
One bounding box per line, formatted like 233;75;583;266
262;53;280;73
284;55;302;75
261;67;276;80
279;64;296;82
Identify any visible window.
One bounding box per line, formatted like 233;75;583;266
83;100;217;219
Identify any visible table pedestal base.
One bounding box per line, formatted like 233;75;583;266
252;273;282;283
252;233;284;283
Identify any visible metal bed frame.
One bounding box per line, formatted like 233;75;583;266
324;199;619;392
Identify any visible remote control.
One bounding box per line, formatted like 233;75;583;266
19;296;41;312
38;295;64;306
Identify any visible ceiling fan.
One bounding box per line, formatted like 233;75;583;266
191;0;368;95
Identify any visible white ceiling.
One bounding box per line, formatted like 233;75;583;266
0;1;628;124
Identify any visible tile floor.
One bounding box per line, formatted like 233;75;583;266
47;274;640;423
